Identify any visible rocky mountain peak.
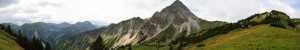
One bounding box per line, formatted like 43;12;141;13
170;0;189;10
32;31;39;40
57;0;201;49
149;0;199;27
160;0;191;14
129;17;143;21
151;0;198;21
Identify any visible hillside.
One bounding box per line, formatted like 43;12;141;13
0;28;23;50
187;25;300;50
112;9;299;50
120;12;300;50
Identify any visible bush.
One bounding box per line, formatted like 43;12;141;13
288;20;296;28
196;44;205;47
91;35;107;50
270;22;286;29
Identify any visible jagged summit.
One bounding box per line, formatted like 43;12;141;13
159;0;191;14
169;0;189;11
128;17;143;21
149;0;199;29
153;0;198;20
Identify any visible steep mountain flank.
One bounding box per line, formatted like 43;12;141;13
56;0;227;49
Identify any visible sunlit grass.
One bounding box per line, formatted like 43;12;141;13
199;25;300;50
0;30;23;50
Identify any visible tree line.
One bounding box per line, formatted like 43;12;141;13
0;24;51;50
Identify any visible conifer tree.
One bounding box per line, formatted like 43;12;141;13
169;45;173;50
5;25;16;37
91;35;106;50
0;24;5;30
45;41;51;50
32;34;44;50
128;44;132;50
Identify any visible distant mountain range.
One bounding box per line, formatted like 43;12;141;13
1;21;99;46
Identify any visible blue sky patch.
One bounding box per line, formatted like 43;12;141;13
293;2;300;9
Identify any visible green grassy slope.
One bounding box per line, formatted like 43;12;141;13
298;25;300;29
0;30;23;50
191;25;300;50
199;20;227;30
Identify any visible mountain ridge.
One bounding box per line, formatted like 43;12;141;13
56;0;226;49
53;0;299;50
1;21;98;47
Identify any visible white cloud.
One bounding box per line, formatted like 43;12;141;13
0;0;299;25
0;0;175;25
181;0;300;22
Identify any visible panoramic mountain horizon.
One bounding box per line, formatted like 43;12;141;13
0;0;300;50
1;0;300;26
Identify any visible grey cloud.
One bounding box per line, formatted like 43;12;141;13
89;20;109;26
22;8;39;13
127;0;174;11
0;7;42;25
0;7;39;16
0;14;53;25
0;14;33;25
0;0;19;8
38;1;63;7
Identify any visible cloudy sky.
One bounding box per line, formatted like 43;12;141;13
0;0;300;25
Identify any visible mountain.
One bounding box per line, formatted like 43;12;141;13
167;10;300;50
2;21;98;47
57;21;98;41
56;0;226;50
56;0;299;50
1;0;298;49
56;22;72;28
2;23;20;28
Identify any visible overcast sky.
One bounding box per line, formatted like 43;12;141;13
0;0;300;25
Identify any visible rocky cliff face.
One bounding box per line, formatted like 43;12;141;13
56;0;212;50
